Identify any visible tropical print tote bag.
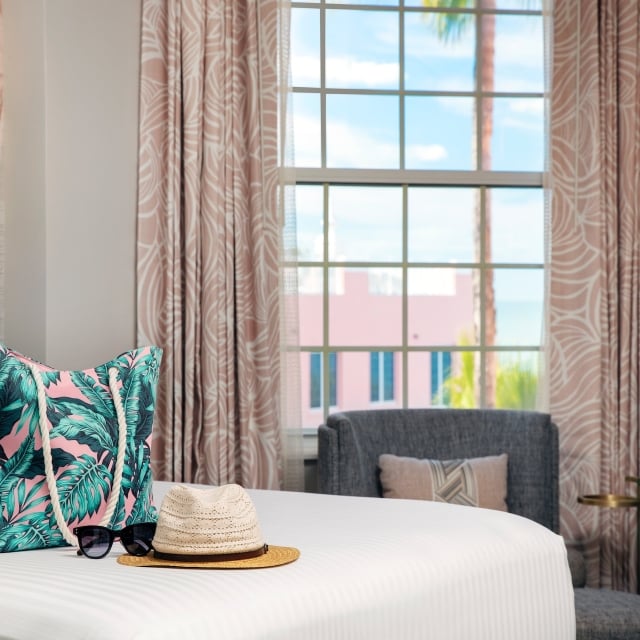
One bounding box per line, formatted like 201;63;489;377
0;344;162;552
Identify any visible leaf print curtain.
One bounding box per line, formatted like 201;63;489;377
136;0;303;490
549;0;640;592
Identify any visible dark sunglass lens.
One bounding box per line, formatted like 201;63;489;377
121;522;156;556
77;527;112;559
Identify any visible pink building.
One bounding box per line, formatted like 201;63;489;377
298;268;473;428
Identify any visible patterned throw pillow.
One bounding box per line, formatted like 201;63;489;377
0;343;162;552
378;453;508;511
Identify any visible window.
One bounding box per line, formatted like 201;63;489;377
309;352;337;409
431;351;452;405
292;1;545;426
371;352;395;402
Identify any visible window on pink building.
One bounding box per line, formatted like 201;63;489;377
310;352;337;409
370;352;395;403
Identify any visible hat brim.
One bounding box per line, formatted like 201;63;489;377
116;545;300;569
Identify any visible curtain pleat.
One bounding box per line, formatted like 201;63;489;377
550;0;640;592
137;0;301;490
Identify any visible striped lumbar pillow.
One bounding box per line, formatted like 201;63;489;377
378;453;508;512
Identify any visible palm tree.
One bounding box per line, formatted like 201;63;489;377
495;358;538;410
422;0;497;407
437;346;538;410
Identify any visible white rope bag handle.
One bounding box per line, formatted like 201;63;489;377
28;364;128;547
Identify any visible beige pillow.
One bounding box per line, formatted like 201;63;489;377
378;453;508;511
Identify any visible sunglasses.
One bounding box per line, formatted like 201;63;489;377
73;522;157;559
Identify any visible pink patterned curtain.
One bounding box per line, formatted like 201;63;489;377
550;0;640;591
137;0;301;489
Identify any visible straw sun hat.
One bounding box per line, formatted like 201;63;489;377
117;483;300;569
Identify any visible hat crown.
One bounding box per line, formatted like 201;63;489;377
152;484;264;556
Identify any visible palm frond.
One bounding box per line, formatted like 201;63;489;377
422;0;474;43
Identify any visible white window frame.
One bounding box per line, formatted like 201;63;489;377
291;1;546;422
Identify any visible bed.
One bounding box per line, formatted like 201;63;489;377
0;481;575;639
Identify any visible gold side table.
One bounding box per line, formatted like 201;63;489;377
578;477;640;593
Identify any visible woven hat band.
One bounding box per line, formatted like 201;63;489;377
153;543;268;563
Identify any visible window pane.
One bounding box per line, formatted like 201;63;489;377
328;352;338;406
405;96;474;170
338;352;374;411
329;268;402;346
493;14;544;93
309;353;321;408
431;351;452;405
329;186;402;262
291;8;320;88
295;185;324;261
370;352;380;402
327;94;399;168
488;97;544;171
298;267;323;345
490;188;543;264
298;266;323;295
324;351;402;413
407;268;476;347
292;92;321;167
493;351;539;410
444;350;478;408
408;187;475;262
326;10;399;90
404;12;475;92
383;351;394;400
304;352;338;415
407;351;429;407
371;351;396;402
493;269;543;346
407;350;478;408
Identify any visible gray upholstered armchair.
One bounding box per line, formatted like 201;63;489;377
318;408;559;531
317;408;640;640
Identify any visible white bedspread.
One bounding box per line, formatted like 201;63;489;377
0;481;575;640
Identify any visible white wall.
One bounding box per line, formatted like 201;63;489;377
3;0;141;369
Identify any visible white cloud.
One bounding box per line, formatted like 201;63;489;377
492;195;544;263
406;144;448;163
495;76;544;93
293;113;451;171
483;99;544;134
291;55;320;86
495;26;543;71
326;57;398;88
435;95;473;116
508;99;544;116
292;113;321;166
404;25;474;61
292;54;398;89
325;119;398;169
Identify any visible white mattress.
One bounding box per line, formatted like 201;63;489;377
0;481;575;640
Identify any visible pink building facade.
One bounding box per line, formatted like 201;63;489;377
298;268;473;428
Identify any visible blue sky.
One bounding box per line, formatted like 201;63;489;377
290;4;545;313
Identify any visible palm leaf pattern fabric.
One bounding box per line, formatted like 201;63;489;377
0;344;162;552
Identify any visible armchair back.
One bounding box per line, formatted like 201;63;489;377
317;408;559;532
